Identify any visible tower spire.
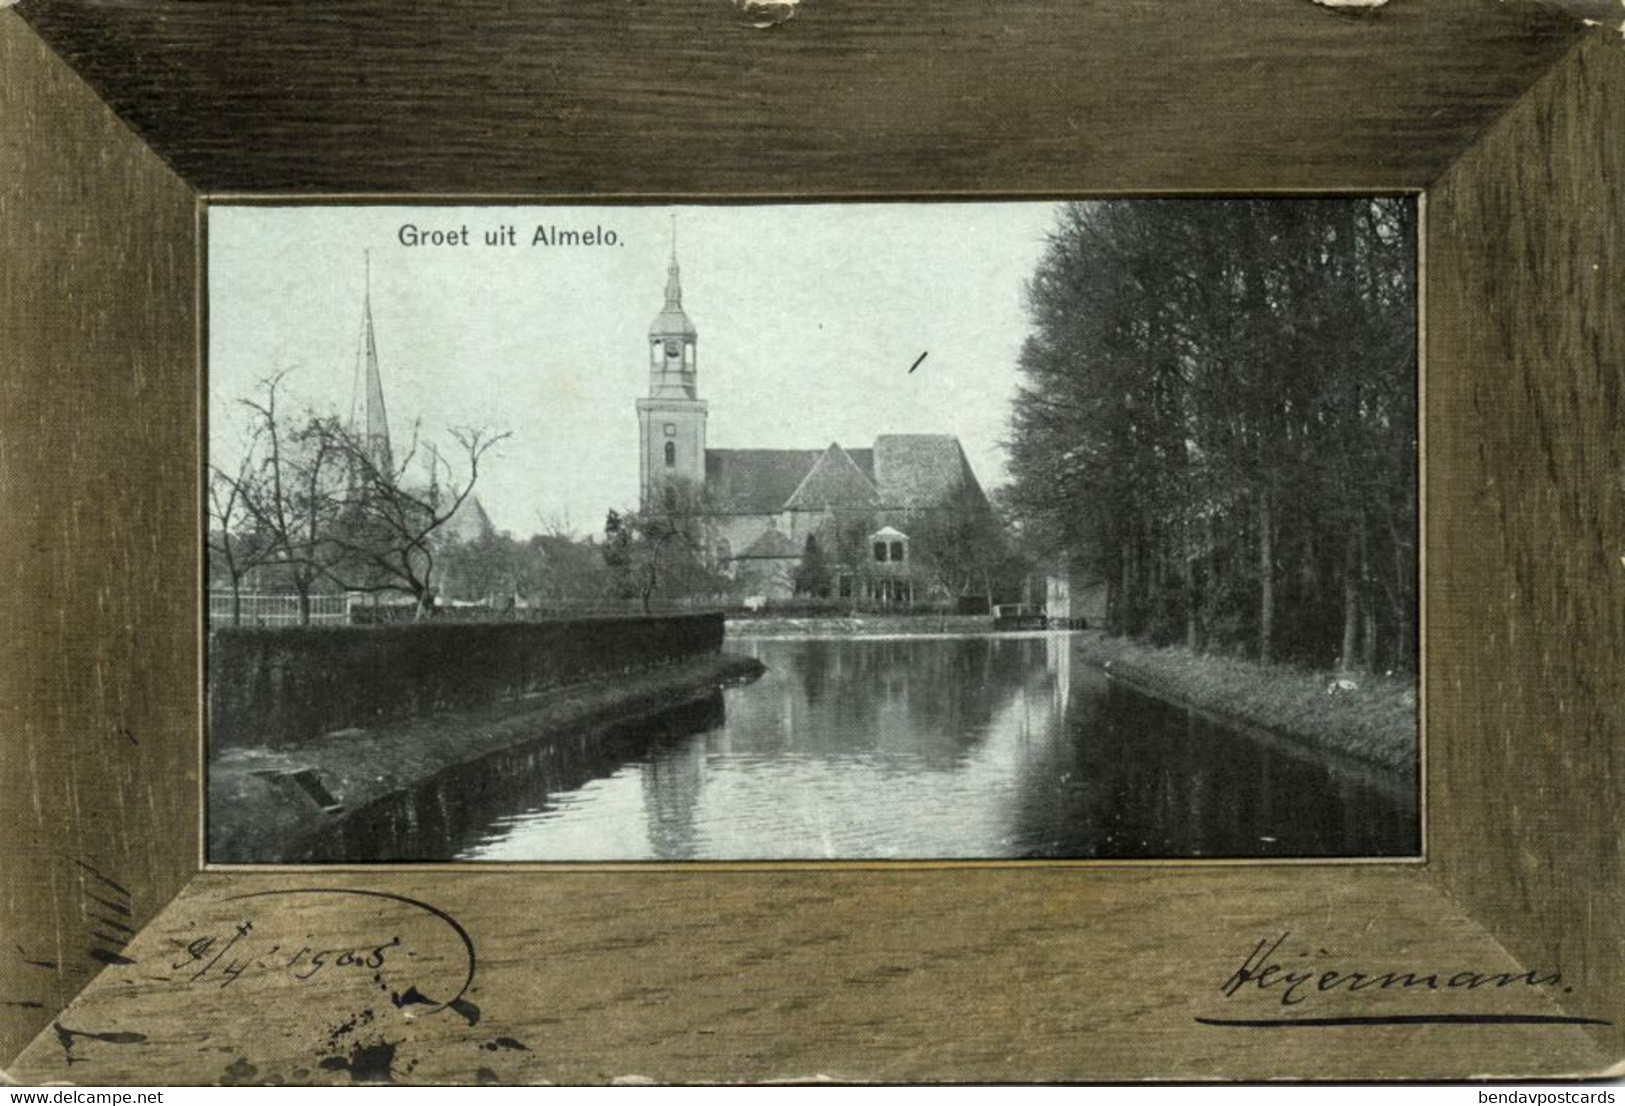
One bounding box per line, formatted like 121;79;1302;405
637;220;707;510
665;214;682;308
360;251;393;473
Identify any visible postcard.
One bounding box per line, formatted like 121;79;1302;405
5;2;1619;1085
205;199;1419;866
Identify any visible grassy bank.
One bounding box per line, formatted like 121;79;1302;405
726;614;996;638
209;651;763;863
1075;634;1417;771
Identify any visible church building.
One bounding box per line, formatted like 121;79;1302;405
636;243;994;604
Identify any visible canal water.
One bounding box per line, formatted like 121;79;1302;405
305;634;1419;862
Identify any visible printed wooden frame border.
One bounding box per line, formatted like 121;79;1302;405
1;1;1620;1084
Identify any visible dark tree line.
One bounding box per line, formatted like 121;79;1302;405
1007;199;1417;672
436;521;618;609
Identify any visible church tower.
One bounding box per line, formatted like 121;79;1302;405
356;254;393;475
636;228;708;508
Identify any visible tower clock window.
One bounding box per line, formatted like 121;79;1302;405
664;423;676;437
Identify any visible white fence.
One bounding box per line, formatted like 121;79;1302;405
208;591;351;627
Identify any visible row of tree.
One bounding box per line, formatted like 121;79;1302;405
1007;199;1417;672
600;478;1027;613
211;395;1025;624
434;522;617;609
208;373;507;624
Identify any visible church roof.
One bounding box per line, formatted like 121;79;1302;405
704;436;982;514
439;494;494;544
649;303;698;340
845;448;875;481
736;528;802;560
784;443;882;511
705;449;823;513
872;434;984;508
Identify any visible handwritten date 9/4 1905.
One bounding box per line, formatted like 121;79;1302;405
151;888;480;1030
168;921;400;989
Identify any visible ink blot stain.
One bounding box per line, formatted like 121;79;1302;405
390;985;436;1009
327;1009;374;1044
53;1022;149;1065
222;1056;259;1085
480;1037;530;1052
320;1039;398;1083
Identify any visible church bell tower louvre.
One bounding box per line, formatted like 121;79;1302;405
637;222;709;508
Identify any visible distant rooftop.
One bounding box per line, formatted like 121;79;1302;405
705;435;982;515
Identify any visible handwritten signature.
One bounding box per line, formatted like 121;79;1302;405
1220;931;1572;1009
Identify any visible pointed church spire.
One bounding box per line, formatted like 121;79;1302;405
360;251;393;473
664;214;683;309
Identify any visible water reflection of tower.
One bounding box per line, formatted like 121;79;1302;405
799;639;834;705
638;694;723;860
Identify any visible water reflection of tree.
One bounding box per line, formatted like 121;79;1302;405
1005;669;1417;858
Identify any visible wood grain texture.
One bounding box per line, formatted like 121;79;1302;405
1539;0;1625;26
0;11;199;1071
1427;32;1625;1061
6;868;1614;1084
14;0;1583;195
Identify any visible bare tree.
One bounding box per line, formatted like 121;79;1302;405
321;420;512;617
216;372;511;624
231;374;351;625
206;422;273;625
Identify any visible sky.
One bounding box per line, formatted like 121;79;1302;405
208;202;1060;536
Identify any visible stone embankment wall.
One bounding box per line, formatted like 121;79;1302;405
209;613;724;750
